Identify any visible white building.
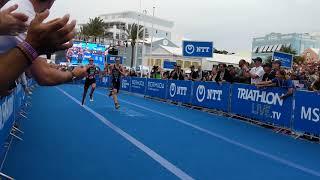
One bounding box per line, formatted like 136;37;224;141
98;11;174;41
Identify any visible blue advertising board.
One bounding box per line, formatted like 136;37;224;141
191;82;230;111
231;83;293;128
131;77;147;95
0;94;15;157
293;91;320;134
163;60;176;69
182;41;213;58
167;80;192;104
107;55;123;64
146;79;167;99
102;76;111;87
120;77;131;92
273;51;293;69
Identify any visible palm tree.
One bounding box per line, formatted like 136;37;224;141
81;17;105;42
124;23;148;68
280;45;297;55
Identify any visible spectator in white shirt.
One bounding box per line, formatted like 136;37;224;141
249;57;265;84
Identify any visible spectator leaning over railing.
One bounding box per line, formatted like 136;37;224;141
310;70;320;92
249;57;265;85
129;69;137;77
0;6;87;95
235;59;251;84
0;0;88;89
256;69;294;99
262;63;275;81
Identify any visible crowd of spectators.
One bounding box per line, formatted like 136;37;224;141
123;57;320;94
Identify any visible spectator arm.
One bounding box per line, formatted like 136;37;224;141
0;48;30;91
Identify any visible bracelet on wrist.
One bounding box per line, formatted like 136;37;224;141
16;41;39;64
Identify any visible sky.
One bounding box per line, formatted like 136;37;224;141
49;0;320;53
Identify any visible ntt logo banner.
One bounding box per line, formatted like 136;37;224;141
191;82;230;111
167;80;192;104
231;83;293;127
182;41;213;58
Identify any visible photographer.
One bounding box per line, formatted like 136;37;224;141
170;65;185;80
150;66;162;79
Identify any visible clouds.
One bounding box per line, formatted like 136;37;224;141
49;0;319;52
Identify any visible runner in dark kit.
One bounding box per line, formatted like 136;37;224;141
109;57;125;109
82;58;99;105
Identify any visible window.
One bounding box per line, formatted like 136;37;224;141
272;44;279;52
192;62;200;67
155;59;162;66
176;60;183;66
184;61;191;68
148;58;152;66
276;44;283;51
253;46;259;53
267;45;273;52
259;46;265;53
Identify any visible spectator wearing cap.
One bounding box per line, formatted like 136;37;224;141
256;69;294;99
262;63;275;81
271;60;281;78
189;65;198;81
249;57;265;84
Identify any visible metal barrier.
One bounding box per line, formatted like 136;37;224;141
97;76;320;137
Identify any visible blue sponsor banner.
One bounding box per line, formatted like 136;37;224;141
102;76;111;87
131;77;147;94
146;79;167;99
167;80;192;104
106;55;123;64
231;83;292;128
293;91;320;134
163;60;176;69
0;94;15;157
182;41;213;58
120;77;131;91
191;82;230;111
273;51;293;69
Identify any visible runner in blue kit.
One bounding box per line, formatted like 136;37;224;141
82;58;100;105
108;57;126;109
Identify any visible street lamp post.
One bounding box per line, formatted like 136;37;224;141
149;6;156;78
141;9;147;77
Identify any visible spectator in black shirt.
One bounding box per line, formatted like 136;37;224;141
262;63;275;81
189;65;198;81
216;63;233;83
171;65;185;80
